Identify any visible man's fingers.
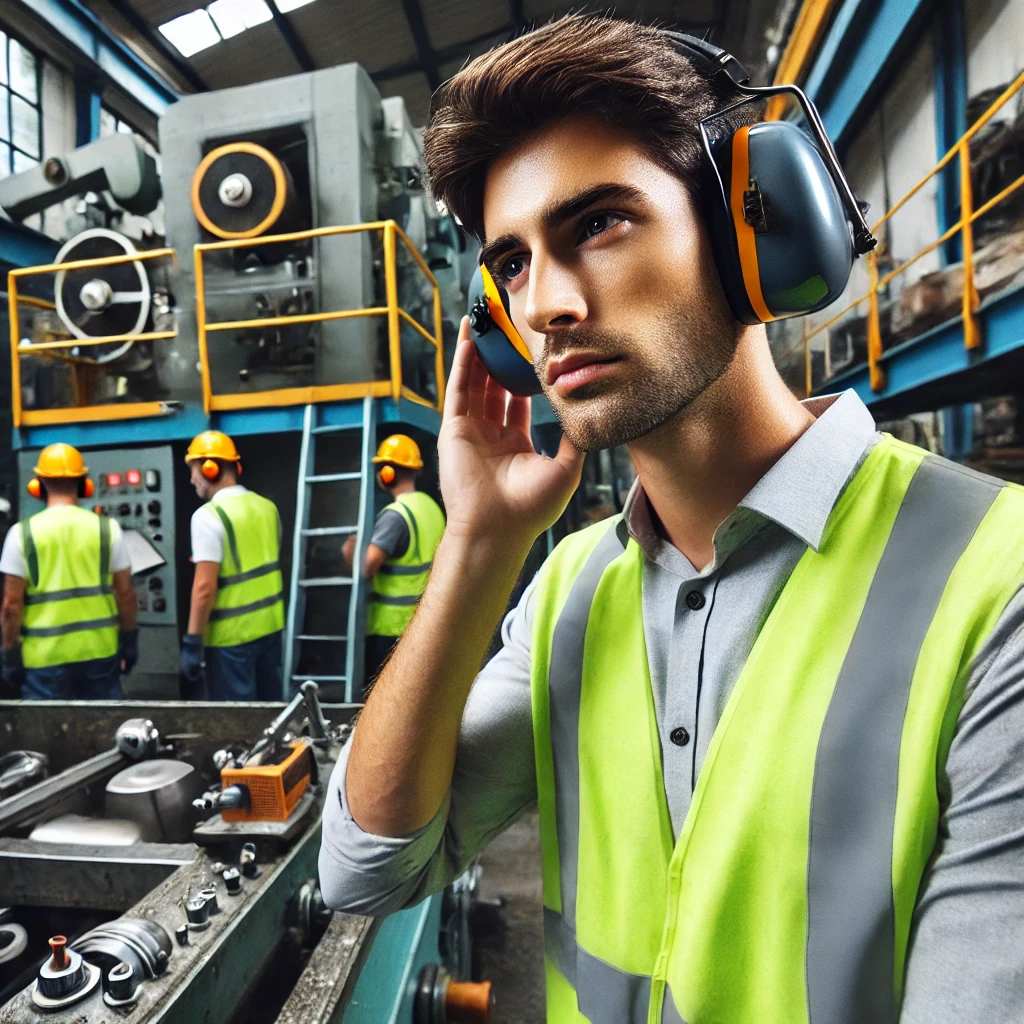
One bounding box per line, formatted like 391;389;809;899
443;317;475;419
507;394;532;437
466;342;491;419
554;433;585;481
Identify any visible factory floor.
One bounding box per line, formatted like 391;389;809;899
477;809;547;1023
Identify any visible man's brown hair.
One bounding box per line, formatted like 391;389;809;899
423;14;750;240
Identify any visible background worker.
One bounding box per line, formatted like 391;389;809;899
180;430;284;701
0;443;138;700
342;434;445;689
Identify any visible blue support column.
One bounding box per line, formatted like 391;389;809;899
74;70;103;147
941;403;975;461
933;0;968;265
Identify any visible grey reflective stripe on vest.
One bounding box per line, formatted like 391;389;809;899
806;456;1002;1024
22;615;118;638
218;560;280;588
660;989;687;1024
208;592;283;622
367;592;421;606
24;584;114;605
544;908;652;1024
377;561;432;576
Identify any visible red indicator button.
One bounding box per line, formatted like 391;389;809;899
126;469;142;486
107;472;122;488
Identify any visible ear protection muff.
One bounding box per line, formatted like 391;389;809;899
467;264;541;396
379;465;396;485
200;459;220;481
27;476;94;499
465;31;877;378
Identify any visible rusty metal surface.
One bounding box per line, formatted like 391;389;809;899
0;837;197;910
275;913;379;1024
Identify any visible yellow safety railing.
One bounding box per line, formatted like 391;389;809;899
194;219;445;415
802;69;1024;395
7;248;178;428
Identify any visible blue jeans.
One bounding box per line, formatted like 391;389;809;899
22;654;122;700
205;631;283;702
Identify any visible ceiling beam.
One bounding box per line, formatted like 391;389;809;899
509;0;526;32
266;0;315;73
102;0;209;93
398;0;441;91
372;25;514;83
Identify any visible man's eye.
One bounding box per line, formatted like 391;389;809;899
581;212;623;240
499;255;526;283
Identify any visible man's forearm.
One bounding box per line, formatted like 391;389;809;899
347;529;533;836
1;603;22;649
186;571;219;635
113;571;138;631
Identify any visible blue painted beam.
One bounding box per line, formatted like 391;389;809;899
15;0;178;115
933;0;968;264
820;283;1024;408
803;0;932;145
74;69;102;147
0;219;59;269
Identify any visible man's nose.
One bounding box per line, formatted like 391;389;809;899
523;255;587;341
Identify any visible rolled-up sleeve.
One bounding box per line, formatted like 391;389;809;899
319;578;538;916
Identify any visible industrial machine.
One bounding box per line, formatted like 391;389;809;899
0;695;492;1022
1;62;466;699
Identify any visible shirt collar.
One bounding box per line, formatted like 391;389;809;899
622;389;879;559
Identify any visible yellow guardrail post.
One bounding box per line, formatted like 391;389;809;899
959;141;982;351
8;271;23;429
383;220;402;402
867;250;886;392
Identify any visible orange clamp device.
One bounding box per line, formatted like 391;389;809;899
220;740;312;823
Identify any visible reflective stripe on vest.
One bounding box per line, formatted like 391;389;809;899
367;492;444;637
532;440;1022;1024
205;493;284;648
20;508;119;668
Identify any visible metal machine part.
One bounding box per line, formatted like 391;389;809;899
240;842;260;878
105;760;202;843
245;681;329;764
222;867;242;894
185;897;210;932
52;229;154;353
289;880;332;949
414;963;493;1024
174;925;189;947
115;718;161;760
28;814;143;846
0;915;28;965
103;961;139;1006
73;918;172;985
0;134;161;222
198;887;219;915
193;783;250;814
0;751;48;797
32;936;101;1010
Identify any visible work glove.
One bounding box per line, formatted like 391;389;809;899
119;629;140;675
179;634;204;684
1;646;24;697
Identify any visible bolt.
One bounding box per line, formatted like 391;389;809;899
223;867;241;894
240;842;259;878
48;935;68;971
175;925;189;947
199;887;220;915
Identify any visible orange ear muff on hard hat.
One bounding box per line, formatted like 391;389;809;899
80;478;95;498
379;465;396;485
27;479;42;499
201;459;220;481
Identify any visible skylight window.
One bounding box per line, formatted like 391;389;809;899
159;9;221;58
208;0;272;38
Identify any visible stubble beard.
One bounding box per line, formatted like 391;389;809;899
539;302;741;453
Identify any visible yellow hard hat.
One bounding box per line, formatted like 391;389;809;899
184;430;240;465
372;434;423;470
33;443;88;478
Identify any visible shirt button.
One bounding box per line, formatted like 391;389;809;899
685;590;706;611
670;727;690;747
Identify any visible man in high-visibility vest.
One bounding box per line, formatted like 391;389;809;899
0;443;138;700
320;16;1024;1024
342;434;445;692
180;430;284;701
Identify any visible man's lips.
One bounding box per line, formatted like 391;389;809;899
545;351;622;392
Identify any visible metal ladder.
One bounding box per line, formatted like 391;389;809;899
283;396;377;701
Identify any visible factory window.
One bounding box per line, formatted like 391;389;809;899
159;0;317;58
0;28;42;178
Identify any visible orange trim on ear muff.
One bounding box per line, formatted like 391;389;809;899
379;465;396;485
201;459;220;480
730;126;776;324
27;479;41;499
81;478;94;499
479;264;534;363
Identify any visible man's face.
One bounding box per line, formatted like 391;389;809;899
481;117;739;451
189;461;213;501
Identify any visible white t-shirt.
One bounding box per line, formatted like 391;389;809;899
0;509;130;580
190;485;249;564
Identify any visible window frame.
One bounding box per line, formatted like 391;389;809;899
0;25;43;177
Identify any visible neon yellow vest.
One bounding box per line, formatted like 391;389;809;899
367;491;445;638
530;437;1024;1024
204;490;284;648
20;506;120;669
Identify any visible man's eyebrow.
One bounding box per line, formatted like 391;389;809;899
478;184;647;274
543;183;647;228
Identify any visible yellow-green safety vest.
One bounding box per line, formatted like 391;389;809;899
204;491;284;648
530;436;1024;1024
20;506;120;669
367;491;445;637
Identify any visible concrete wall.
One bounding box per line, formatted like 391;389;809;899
966;0;1024;98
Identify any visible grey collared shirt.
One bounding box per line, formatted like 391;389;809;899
320;390;1024;1023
